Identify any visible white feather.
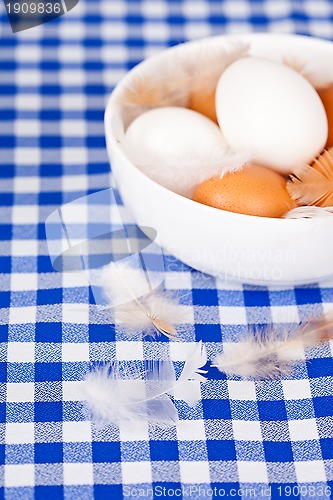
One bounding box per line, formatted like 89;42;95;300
179;38;250;93
82;342;207;427
212;317;333;380
284;205;333;219
99;260;187;339
100;261;156;306
117;39;249;110
137;147;253;199
218;150;254;177
172;342;208;406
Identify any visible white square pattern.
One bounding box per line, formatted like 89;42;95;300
12;206;39;225
62;147;88;165
288;418;319;441
7;342;35;362
164;272;192;290
13;176;40;194
62;381;85;402
62;304;89;325
63;463;94;485
11;273;38;292
6;422;34;444
270;306;300;323
9;307;36;325
233;420;262;441
119;421;149;442
180;461;210;484
15;120;41;136
63;421;92;443
6;383;34;402
176;420;206;441
62;175;88;192
228;380;257;401
11;240;39;256
237;461;268;483
61;121;86;136
122;461;152;484
116;341;143;361
294;460;326;483
15;148;41;165
219;307;247;325
169;342;198;362
282;380;312;400
5;464;35;487
62;343;89;362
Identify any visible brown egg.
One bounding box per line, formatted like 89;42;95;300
188;90;217;123
192;163;296;218
317;84;333;147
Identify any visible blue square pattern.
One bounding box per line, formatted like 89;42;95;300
306;358;333;378
320;438;333;459
149;441;179;462
92;442;121;463
35;443;63;464
35;363;62;382
36;323;62;343
0;257;11;273
294;287;322;305
263;441;294;463
36;288;63;306
35;486;64;499
243;290;270;307
93;485;123;500
2;0;333;496
194;324;222;342
0;292;10;308
206;440;236;461
202;399;232;420
0;364;7;383
88;324;116;343
192;289;219;306
258;401;288;422
35;402;63;423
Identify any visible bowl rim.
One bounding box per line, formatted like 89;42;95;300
104;32;333;226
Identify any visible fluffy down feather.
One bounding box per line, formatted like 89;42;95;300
284;205;333;219
287;148;333;208
212;316;333;380
82;342;207;427
133;148;253;198
116;40;249;110
99;261;189;340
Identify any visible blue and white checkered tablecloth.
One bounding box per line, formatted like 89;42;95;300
1;1;333;499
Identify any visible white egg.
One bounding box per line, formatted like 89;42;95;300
124;107;228;196
216;57;328;174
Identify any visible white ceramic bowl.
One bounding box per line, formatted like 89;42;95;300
105;33;333;287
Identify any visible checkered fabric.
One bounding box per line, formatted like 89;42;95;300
1;1;333;499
